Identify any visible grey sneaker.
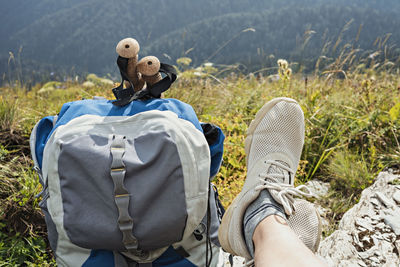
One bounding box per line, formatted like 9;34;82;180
218;97;321;259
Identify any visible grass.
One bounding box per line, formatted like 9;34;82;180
0;60;399;264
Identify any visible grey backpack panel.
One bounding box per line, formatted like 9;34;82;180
36;111;211;265
203;185;223;247
58;132;187;251
39;195;58;252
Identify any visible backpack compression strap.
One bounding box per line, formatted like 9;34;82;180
110;135;149;260
112;56;177;106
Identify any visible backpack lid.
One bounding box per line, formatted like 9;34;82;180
33;98;202;169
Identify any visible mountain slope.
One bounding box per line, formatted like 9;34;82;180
144;6;400;70
1;0;400;80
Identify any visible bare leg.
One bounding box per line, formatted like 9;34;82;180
253;215;327;267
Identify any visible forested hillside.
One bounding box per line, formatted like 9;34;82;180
2;0;400;84
144;6;400;71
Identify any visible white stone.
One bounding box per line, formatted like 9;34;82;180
358;261;367;267
395;241;400;254
370;256;379;262
355;218;373;231
220;250;245;267
318;172;400;266
383;212;400;235
374;192;394;208
305;180;330;197
376;222;386;229
392;190;400;204
370;198;381;207
358;251;372;259
370;215;381;223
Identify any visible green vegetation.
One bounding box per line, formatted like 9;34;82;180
0;54;399;264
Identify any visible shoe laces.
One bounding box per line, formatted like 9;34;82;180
255;160;314;215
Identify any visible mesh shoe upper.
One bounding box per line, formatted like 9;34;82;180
246;100;305;176
218;97;321;261
287;199;321;253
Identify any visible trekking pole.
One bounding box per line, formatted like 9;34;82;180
137;56;162;86
116;38;145;91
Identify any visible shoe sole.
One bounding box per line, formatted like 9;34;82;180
244;97;300;165
314;208;322;252
219;97;301;257
218;195;240;255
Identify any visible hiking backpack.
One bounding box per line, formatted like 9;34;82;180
30;60;228;266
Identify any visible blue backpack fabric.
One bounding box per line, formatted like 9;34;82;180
31;98;225;266
34;98;223;177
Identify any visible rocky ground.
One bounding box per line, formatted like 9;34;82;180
318;171;400;267
219;171;400;266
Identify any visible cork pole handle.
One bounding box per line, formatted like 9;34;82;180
116;38;145;91
137;56;162;87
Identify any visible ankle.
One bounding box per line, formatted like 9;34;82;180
253;215;288;243
243;190;287;257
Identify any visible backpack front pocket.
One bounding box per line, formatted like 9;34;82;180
58;132;188;251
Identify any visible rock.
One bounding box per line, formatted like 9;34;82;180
382;233;395;242
318;230;363;266
358;261;367;267
370;215;381;223
355;217;373;231
374;192;395;208
318;172;400;266
315;204;331;231
305;180;330;197
395;240;400;254
370;198;381;207
393;190;400;204
220;249;245;267
383;211;400;235
304;180;331;231
375;222;386;229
